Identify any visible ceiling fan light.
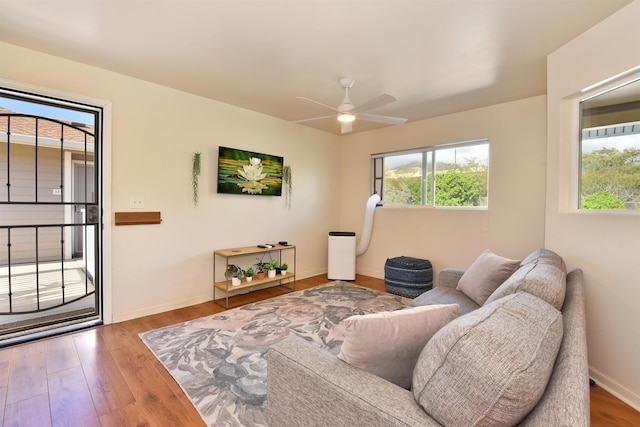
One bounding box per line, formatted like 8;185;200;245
338;113;355;123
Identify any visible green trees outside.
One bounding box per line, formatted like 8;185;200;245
581;191;625;209
383;177;422;205
434;171;481;206
581;147;640;210
383;160;487;206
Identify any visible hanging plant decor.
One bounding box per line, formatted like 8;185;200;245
192;151;201;207
283;165;292;209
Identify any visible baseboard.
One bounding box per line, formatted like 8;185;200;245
113;270;357;322
590;366;640;412
299;268;327;279
355;267;383;279
113;293;211;323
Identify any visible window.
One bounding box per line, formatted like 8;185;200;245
373;140;489;208
579;77;640;211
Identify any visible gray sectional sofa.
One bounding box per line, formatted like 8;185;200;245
267;249;589;426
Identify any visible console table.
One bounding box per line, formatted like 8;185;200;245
213;244;296;308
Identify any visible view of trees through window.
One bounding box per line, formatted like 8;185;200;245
580;77;640;210
381;141;489;207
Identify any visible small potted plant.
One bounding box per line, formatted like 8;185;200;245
255;262;268;280
244;267;255;282
226;264;243;286
267;260;279;278
279;262;288;276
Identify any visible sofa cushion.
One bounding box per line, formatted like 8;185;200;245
410;286;480;316
455;250;520;306
336;304;458;389
412;292;563;427
485;263;567;310
520;248;567;273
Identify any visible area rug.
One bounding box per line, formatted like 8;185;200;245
139;281;407;427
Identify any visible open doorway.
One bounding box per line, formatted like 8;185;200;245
0;87;103;344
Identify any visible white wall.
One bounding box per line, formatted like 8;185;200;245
546;0;640;410
0;41;341;322
339;95;547;279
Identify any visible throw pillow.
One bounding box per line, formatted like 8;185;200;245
520;248;567;273
410;287;480;316
485;263;567;310
336;304;458;389
413;292;563;427
456;249;520;305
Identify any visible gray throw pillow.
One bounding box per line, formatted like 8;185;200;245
410;287;480;316
456;250;520;305
485;263;567;310
413;292;563;427
520;248;567;273
336;304;458;389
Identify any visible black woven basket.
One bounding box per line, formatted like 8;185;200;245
384;256;433;298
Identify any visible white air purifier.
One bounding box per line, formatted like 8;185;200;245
328;231;356;280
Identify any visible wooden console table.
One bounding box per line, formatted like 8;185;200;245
213;244;296;308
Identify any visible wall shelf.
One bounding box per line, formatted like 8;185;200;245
114;211;162;226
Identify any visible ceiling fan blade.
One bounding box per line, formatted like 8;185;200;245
341;122;353;134
357;113;408;125
294;114;337;123
296;97;340;113
351;94;397;113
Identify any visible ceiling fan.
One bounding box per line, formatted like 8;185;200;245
294;78;408;134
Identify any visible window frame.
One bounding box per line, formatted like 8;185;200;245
372;139;490;209
577;71;640;213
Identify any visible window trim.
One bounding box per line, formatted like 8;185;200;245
576;70;640;213
372;139;489;209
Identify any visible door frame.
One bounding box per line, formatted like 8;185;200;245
1;77;113;325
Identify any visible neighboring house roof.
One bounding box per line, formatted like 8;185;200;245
0;107;95;144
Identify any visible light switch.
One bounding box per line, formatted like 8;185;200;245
130;195;145;209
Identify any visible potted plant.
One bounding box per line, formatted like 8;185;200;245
255;262;268;280
283;165;292;209
192;151;201;207
244;267;255;282
226;264;243;286
267;260;279;278
279;262;288;275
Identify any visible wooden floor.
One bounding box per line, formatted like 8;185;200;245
0;274;637;426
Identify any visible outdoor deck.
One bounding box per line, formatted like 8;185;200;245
0;259;96;336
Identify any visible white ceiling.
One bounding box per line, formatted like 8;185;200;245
0;0;632;135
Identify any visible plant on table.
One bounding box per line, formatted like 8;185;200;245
279;263;288;275
255;261;269;280
267;260;279;278
226;264;243;286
